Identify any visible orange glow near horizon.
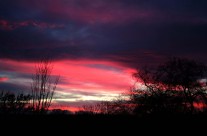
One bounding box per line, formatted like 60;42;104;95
49;105;80;113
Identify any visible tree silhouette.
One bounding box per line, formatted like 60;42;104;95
131;57;207;115
30;60;59;113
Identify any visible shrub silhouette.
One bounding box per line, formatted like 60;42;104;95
0;91;31;114
82;95;132;115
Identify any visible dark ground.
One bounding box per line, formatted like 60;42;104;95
0;114;206;134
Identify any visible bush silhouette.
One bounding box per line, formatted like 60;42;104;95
131;57;207;115
0;91;31;114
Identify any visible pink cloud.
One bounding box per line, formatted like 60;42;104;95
0;59;136;94
62;6;152;24
0;19;64;30
0;77;9;82
52;59;136;93
22;0;155;24
21;0;207;25
0;59;35;73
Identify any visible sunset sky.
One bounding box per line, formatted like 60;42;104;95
1;0;207;111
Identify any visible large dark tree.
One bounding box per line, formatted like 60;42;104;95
131;57;207;115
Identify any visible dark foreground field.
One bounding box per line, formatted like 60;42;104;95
0;114;206;134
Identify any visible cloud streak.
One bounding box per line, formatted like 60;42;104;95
0;20;64;30
0;77;9;82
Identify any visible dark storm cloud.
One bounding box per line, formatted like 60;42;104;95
0;82;29;93
0;22;93;60
0;0;207;66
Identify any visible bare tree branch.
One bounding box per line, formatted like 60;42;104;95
30;59;59;113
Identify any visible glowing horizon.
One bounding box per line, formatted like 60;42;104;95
0;58;136;111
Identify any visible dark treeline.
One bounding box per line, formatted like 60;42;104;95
1;57;207;132
0;91;31;114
